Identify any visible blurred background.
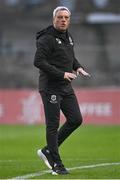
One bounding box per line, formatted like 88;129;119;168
0;0;120;124
0;0;120;88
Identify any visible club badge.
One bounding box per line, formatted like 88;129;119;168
50;95;57;104
56;38;62;44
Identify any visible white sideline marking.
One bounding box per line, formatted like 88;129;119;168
11;162;120;179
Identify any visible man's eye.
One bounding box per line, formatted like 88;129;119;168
58;16;63;19
57;16;69;20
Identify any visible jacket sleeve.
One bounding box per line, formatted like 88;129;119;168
68;33;84;71
73;57;84;71
34;35;64;80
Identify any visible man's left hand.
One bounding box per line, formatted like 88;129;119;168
76;68;91;77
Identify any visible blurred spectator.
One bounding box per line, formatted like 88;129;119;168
5;0;19;6
92;0;109;9
5;0;46;7
57;0;76;12
20;0;46;10
21;0;45;6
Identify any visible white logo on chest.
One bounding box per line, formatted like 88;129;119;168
56;38;62;44
69;36;73;45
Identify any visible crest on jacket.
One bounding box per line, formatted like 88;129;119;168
56;38;62;44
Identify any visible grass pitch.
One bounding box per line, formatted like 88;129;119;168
0;124;120;179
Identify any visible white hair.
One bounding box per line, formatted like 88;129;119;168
53;6;71;18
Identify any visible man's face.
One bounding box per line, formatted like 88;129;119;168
53;10;70;32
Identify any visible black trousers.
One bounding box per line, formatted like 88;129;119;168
40;86;82;164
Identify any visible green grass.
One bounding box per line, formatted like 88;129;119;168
0;124;120;179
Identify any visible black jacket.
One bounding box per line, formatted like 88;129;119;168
34;25;83;91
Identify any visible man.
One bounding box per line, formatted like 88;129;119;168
34;6;90;175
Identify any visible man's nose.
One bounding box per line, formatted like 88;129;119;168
62;17;66;21
61;17;66;21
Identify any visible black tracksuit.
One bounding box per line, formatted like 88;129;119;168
34;25;83;164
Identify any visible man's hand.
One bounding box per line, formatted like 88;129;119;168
77;68;91;77
64;72;77;82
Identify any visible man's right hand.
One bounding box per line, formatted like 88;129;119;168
64;72;77;82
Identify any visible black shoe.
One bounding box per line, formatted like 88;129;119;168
37;148;54;169
52;163;69;175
